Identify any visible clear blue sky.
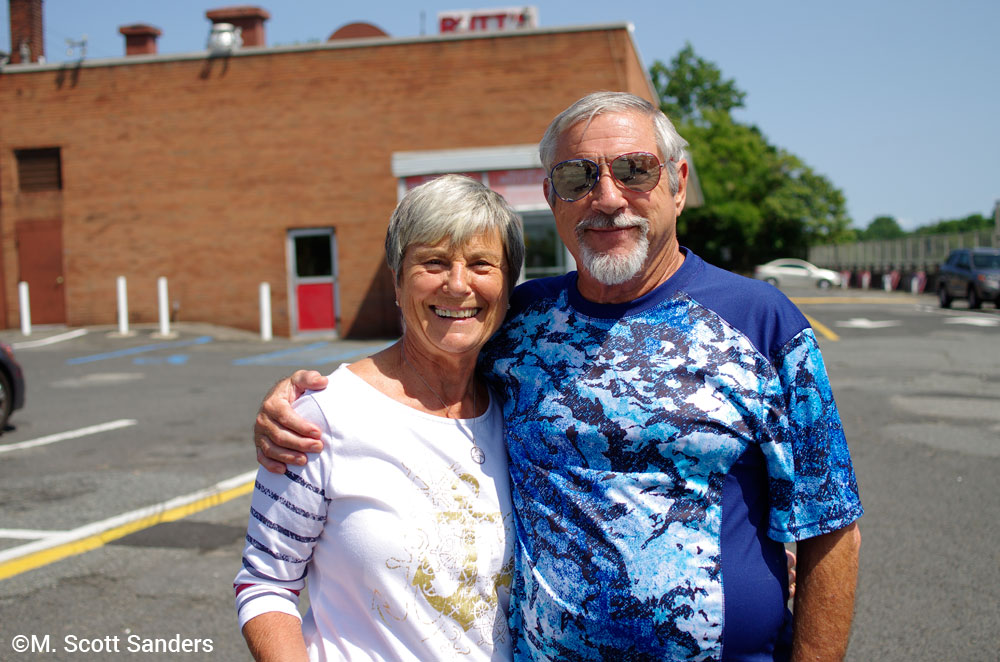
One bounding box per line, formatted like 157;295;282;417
4;0;998;231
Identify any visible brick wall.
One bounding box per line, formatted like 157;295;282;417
0;27;655;337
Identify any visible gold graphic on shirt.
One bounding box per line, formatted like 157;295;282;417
374;463;513;656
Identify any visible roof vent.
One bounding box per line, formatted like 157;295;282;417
207;22;242;53
328;22;389;41
205;6;270;47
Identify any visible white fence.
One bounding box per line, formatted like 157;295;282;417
808;230;998;271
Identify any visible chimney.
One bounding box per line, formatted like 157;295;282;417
205;6;270;48
8;0;45;64
118;24;162;56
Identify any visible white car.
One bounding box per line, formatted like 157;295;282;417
753;258;842;289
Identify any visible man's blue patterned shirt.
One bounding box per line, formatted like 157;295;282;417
480;250;863;661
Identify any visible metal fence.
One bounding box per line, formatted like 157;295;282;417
808;230;998;271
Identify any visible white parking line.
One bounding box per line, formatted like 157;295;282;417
0;469;257;579
11;328;89;349
0;529;70;540
0;419;138;455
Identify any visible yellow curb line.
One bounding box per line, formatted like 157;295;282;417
0;475;255;581
804;314;840;342
790;296;923;305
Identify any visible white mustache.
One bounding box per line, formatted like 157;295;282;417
575;212;650;234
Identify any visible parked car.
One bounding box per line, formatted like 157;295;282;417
0;341;25;432
753;258;843;289
937;247;1000;309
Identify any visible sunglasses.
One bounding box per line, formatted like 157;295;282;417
548;152;666;202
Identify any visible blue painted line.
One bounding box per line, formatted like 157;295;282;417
67;336;213;365
232;341;330;366
309;341;396;366
133;354;190;365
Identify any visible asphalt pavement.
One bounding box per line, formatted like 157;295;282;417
0;288;997;661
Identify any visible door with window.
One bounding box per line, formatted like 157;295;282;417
287;229;338;335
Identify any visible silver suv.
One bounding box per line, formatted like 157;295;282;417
937;248;1000;309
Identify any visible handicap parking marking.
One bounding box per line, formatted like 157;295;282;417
66;335;213;365
308;340;396;365
133;354;190;365
232;340;395;366
233;340;396;366
232;341;330;366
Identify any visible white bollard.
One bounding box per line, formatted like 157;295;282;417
259;282;273;341
157;277;170;337
18;281;31;336
117;276;130;335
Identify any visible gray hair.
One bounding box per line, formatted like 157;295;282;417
538;91;689;195
385;174;525;291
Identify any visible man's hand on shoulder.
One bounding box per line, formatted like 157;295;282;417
253;370;328;473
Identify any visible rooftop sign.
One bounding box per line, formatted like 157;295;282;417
438;6;539;33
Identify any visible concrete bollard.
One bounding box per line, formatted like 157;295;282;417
18;281;31;336
259;282;273;341
117;276;130;335
157;277;170;337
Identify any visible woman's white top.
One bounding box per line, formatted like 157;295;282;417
235;364;513;661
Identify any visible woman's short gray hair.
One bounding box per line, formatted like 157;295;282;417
538;91;689;195
385;174;525;290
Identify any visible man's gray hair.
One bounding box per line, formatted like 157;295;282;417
385;174;525;290
538;91;689;195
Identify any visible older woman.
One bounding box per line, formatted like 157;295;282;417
235;174;524;662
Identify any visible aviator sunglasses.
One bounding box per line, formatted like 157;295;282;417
548;152;666;202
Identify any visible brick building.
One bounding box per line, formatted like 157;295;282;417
1;2;693;338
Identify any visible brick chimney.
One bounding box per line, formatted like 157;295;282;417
205;6;270;47
8;0;45;64
118;24;162;56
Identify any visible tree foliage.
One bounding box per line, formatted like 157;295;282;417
650;44;746;124
849;212;994;239
650;44;852;270
912;213;993;236
859;215;906;240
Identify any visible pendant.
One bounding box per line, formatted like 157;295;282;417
470;445;486;464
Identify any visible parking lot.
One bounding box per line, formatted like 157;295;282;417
0;287;998;660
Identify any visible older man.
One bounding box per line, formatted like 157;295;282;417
255;92;862;661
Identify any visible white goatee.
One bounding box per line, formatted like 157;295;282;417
575;212;650;286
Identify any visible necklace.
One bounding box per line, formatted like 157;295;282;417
400;345;486;464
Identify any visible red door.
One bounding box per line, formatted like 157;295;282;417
288;229;338;335
16;219;66;324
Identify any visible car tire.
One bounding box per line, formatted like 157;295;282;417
765;277;778;286
938;284;952;308
967;287;982;309
0;370;12;432
817;279;831;289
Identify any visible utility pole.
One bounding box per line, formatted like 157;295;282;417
994;199;999;248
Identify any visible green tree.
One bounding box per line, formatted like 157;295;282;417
860;215;905;240
913;213;992;235
650;43;746;123
650;45;852;270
